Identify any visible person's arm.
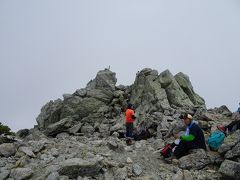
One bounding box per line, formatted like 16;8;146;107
131;110;136;120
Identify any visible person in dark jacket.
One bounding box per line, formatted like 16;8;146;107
173;113;206;159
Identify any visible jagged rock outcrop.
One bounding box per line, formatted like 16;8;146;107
130;69;205;115
175;72;205;106
2;68;239;179
36;68;207;137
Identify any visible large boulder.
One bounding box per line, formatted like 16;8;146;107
225;142;240;159
16;129;30;139
58;158;102;178
86;69;117;91
159;70;193;108
44;117;74;136
174;72;205;107
219;160;240;179
0;143;16;157
36;99;63;129
18;146;36;158
218;130;240;155
212;105;232;117
178;149;210;170
60;97;106;119
86;89;113;103
10;168;33;180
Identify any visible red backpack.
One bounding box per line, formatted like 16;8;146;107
161;143;175;158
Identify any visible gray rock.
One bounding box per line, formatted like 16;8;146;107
219;130;240;155
61;97;106;119
62;94;73;100
36;99;63;129
219;160;240;179
179;149;210;170
130;68;170;114
114;167;128;180
58;158;102;178
175;72;205;107
172;170;183;180
158;70;195;108
98;124;110;136
132;164;142;176
29;138;49;153
86;89;113;103
10;168;33;180
0;135;15;144
0;170;9;180
68;123;82;135
107;139;118;150
0;143;16;157
74;88;87;97
81;124;95;134
207;151;224;165
183;170;193;180
18;146;36;158
16;129;30;139
225;142;240;159
213;105;232;117
44;117;73;136
59;176;69;180
46;172;60;180
56;132;70;139
86;69;117;92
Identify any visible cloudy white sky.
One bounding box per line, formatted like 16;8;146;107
0;0;240;131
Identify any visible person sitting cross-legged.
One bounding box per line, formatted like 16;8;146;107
173;113;207;159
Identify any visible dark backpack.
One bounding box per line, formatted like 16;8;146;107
161;143;175;158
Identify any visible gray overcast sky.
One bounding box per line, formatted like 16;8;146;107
0;0;240;132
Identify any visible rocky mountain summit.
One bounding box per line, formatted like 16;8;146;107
1;68;240;180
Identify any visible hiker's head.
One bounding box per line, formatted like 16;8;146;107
183;113;193;126
127;103;133;109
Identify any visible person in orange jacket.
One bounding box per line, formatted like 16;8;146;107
125;103;136;145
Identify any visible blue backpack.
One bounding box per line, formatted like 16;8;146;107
208;130;225;151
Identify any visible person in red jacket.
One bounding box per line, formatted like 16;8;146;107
125;103;136;145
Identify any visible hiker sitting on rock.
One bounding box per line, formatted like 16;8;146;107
173;113;206;159
125;103;136;145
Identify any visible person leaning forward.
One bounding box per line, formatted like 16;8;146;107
173;113;206;159
125;103;136;145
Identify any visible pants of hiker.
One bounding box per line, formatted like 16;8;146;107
226;120;240;133
126;122;134;139
173;140;198;159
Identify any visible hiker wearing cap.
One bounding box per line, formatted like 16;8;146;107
173;113;206;159
125;103;136;145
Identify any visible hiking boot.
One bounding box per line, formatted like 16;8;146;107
126;139;134;146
